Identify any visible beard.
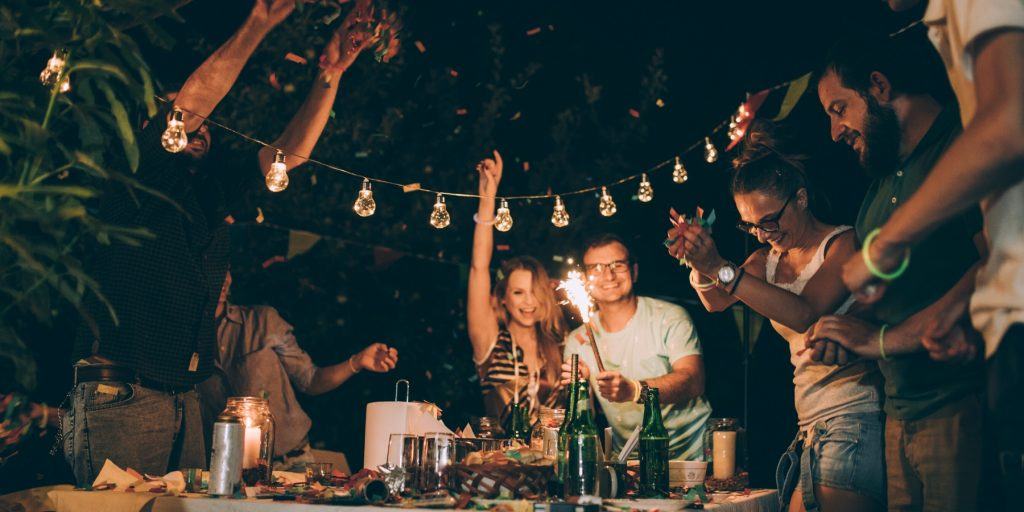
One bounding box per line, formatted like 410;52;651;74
859;95;901;178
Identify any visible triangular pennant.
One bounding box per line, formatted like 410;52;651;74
772;72;812;122
286;230;322;259
731;303;765;355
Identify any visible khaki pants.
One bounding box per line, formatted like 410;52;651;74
885;394;982;512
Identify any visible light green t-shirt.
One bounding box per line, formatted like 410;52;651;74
564;296;712;460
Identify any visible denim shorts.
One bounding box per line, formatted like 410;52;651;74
776;412;885;510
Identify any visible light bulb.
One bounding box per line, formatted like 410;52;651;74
598;186;617;217
494;198;514;232
637;173;653;202
39;49;67;87
430;193;451;229
161;108;189;153
551;195;570;228
672;156;688;183
353;178;376;217
704;137;718;164
58;76;71;94
265;151;289;192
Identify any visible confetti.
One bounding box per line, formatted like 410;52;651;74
261;255;286;269
284;52;308;65
455;108;468;115
497;244;510;251
552;255;565;262
255;207;265;223
283;83;295;93
449;68;459;77
522;161;530;171
414;40;426;53
510;111;522;121
656;98;665;108
628;108;640;118
526;27;541;36
224;215;236;224
548;24;556;31
402;183;421;192
268;72;281;91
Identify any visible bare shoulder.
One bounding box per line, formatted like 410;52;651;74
822;228;858;261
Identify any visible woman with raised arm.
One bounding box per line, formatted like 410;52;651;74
468;150;567;427
666;124;883;512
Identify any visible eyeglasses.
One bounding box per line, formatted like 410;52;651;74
736;194;794;235
584;260;631;276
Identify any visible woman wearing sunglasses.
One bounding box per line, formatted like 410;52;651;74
666;123;883;512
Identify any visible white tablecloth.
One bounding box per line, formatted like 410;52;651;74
47;489;778;512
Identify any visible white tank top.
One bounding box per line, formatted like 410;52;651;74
765;226;882;427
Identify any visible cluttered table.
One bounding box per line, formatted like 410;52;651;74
47;489;778;512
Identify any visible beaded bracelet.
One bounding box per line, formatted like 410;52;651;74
472;213;495;225
862;228;910;281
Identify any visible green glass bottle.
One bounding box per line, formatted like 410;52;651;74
507;401;531;444
564;380;600;497
639;387;670;496
557;354;580;481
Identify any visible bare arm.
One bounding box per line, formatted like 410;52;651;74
174;0;296;131
467;151;503;361
842;29;1024;296
675;223;857;332
305;343;398;395
690;249;766;313
256;4;385;174
645;355;705;405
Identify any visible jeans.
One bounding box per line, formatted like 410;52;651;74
776;412;886;511
61;381;206;486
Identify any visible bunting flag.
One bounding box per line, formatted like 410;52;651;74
287;229;323;259
772;72;812;122
731;304;765;355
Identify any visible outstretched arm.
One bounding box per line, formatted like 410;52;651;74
174;0;298;131
467;151;504;362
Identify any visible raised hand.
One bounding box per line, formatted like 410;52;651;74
666;208;723;275
353;342;398;373
249;0;302;29
476;150;503;199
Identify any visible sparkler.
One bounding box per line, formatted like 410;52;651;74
558;270;606;373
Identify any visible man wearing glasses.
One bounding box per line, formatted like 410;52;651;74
562;233;712;460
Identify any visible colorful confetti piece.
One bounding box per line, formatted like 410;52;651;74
414;41;426;53
268;72;281;91
526;27;541;36
656;98;665;108
403;183;421;192
628;108;640;118
455;108;468;115
284;52;308;65
510;111;522;121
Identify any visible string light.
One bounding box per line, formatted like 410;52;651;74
58;76;71;94
265;150;289;192
704;137;718;164
551;195;570;228
161;108;188;153
598;186;617;217
494;198;514;232
672;156;688;183
352;178;376;217
39;49;68;87
429;193;451;229
637;173;653;202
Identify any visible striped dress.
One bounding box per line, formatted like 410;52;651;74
477;329;561;426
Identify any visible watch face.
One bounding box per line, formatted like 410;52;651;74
718;265;736;283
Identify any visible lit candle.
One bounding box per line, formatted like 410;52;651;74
712;431;736;479
243;426;261;469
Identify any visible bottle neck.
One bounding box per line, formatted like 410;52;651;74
574;381;597;430
642;389;666;434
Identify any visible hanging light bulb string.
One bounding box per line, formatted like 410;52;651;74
152;95;734;203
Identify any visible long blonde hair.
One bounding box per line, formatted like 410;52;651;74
492;256;566;382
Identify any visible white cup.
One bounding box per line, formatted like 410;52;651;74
670;460;707;488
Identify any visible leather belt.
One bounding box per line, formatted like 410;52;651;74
74;364;195;395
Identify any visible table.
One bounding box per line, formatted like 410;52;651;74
47;489;778;512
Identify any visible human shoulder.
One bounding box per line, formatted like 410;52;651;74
641;296;693;324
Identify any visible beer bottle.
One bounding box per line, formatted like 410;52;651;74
564;380;600;497
557;354;580;480
639;387;669;496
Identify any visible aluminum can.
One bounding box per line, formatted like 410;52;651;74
208;413;243;496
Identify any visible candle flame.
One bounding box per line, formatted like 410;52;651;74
558;270;593;324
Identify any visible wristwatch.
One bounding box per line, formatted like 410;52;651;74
716;262;739;287
636;380;650;404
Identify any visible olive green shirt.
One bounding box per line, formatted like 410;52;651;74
854;106;983;421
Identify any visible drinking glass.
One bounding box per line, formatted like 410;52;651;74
420;432;455;491
386;434;421;494
305;462;333;485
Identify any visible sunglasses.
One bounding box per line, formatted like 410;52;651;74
736;194;793;235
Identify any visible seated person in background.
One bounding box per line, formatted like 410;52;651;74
200;271;398;471
562;234;712;460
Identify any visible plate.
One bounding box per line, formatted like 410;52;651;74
604;498;694;511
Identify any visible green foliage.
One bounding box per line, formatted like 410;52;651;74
0;0;182;392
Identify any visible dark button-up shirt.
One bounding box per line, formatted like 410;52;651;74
854;106;983;420
74;113;259;386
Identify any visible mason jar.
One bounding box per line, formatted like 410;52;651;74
224;396;276;486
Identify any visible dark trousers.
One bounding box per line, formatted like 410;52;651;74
987;323;1024;511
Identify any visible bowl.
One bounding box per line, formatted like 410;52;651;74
669;460;707;488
